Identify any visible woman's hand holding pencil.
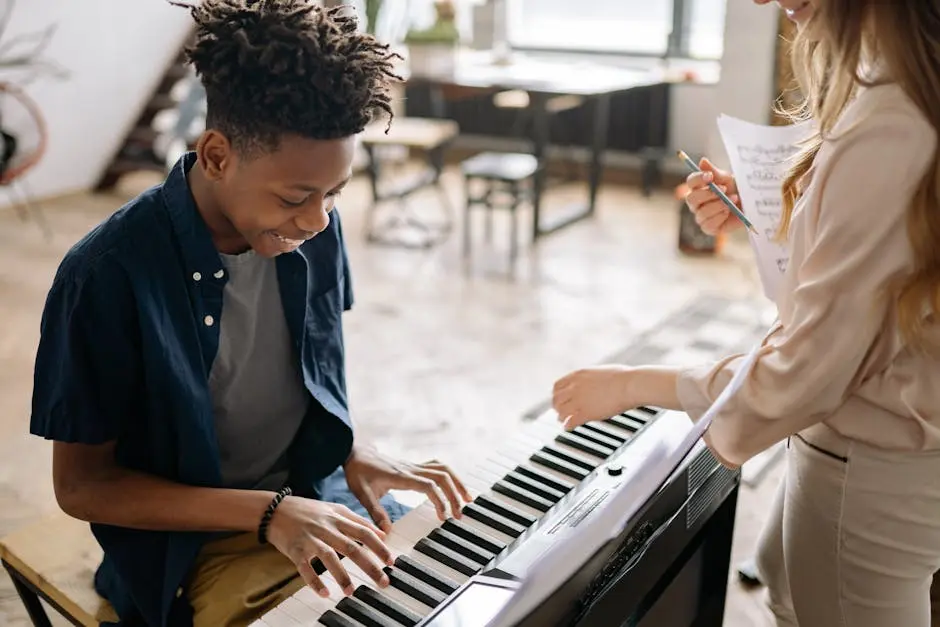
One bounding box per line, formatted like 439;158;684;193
680;155;748;236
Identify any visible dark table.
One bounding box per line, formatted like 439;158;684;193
404;51;677;240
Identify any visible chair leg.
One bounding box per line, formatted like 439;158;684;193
462;179;472;259
8;180;52;241
509;201;519;267
3;561;54;627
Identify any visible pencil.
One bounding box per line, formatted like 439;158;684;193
676;150;758;236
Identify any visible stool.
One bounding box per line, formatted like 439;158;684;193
359;116;459;248
492;90;584;185
1;511;118;626
461;151;540;265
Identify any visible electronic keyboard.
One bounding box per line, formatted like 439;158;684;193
251;406;740;627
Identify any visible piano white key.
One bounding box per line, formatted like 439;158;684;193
515;460;582;489
388;502;442;543
463;470;498;496
487;490;546;520
513;426;605;466
456;510;519;546
256;595;305;626
466;466;507;494
548;439;606;467
289;584;343;619
399;541;473;585
486;452;521;472
284;541;435;622
328;555;436;617
499;441;546;464
275;593;328;625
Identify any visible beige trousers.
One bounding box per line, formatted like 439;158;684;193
754;422;940;627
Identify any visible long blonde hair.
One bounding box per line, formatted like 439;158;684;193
777;1;940;343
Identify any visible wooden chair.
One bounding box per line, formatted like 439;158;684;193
0;81;52;240
460;151;540;267
1;511;118;626
359;116;459;248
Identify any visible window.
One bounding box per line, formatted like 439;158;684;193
686;0;728;58
506;0;728;60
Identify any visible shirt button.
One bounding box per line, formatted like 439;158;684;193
204;315;214;327
214;269;225;279
176;587;183;598
192;272;202;281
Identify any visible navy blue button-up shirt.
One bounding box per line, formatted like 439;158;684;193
30;152;356;626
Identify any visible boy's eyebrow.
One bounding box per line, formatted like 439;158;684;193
288;176;351;193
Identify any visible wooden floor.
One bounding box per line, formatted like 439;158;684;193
0;164;779;626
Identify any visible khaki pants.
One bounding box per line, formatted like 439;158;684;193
187;532;304;627
754;423;940;626
182;467;410;626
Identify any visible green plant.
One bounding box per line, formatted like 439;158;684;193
364;0;382;35
404;0;459;45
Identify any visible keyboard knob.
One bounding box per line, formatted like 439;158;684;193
607;464;623;476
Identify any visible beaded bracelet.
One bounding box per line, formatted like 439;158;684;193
258;486;292;545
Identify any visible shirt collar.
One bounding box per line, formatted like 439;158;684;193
161;151;227;281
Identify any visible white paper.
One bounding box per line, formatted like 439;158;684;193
669;337;763;467
716;114;813;304
487;336;767;627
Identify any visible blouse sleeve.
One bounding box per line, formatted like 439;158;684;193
675;110;936;467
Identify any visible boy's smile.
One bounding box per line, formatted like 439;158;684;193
189;132;356;257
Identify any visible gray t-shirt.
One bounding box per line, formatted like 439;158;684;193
208;250;310;491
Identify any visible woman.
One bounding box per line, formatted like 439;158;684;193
551;1;940;625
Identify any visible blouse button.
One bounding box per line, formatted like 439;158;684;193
204;315;214;327
192;272;202;281
214;269;225;279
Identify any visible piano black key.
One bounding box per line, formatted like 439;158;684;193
541;445;598;471
318;609;359;627
580;422;628;444
394;554;460;595
463;502;527;538
504;470;566;503
384;566;447;608
336;596;402;627
492;480;553;513
555;432;615;459
572;425;623;450
474;494;538;528
429;528;494;565
606;414;644;432
512;465;573;494
442;518;506;555
530;450;590;481
354;586;423;627
632;405;659;418
414;538;481;577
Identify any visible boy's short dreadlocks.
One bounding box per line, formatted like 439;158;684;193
169;0;402;154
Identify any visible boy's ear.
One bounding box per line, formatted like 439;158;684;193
196;130;235;181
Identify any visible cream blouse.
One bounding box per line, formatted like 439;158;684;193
676;82;940;467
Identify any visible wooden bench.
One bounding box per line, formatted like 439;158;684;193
358;116;460;248
1;511;117;627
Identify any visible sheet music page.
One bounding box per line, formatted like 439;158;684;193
716;114;813;304
487;337;767;627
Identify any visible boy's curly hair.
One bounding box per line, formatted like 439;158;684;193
168;0;402;153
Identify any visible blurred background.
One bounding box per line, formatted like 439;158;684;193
0;1;796;624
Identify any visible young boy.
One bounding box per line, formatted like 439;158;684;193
29;2;469;625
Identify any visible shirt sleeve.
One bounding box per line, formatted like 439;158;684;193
675;111;936;467
31;255;141;444
333;207;355;312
